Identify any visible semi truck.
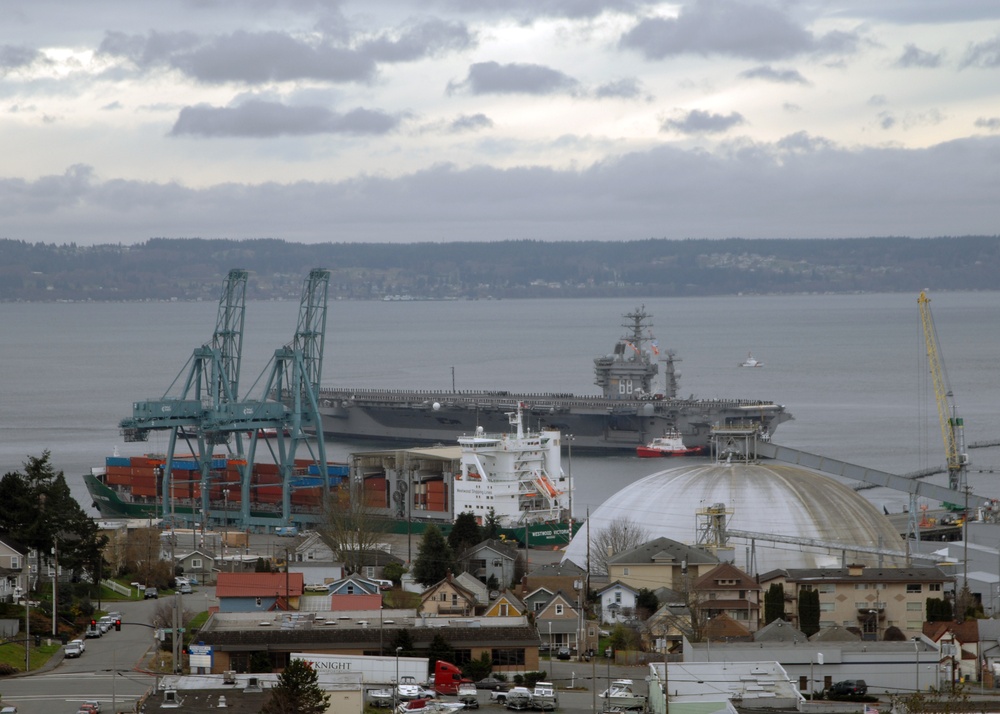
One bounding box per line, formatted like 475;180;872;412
292;653;430;685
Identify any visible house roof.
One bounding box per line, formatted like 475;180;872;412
420;573;480;603
0;535;30;557
528;560;586;578
608;537;720;567
759;565;954;584
454;572;488;603
216;572;304;598
808;625;861;642
597;580;640;597
490;591;527;613
754;619;807;643
462;538;520;561
704;613;751;641
693;562;759;591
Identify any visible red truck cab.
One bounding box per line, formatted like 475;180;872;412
433;661;471;695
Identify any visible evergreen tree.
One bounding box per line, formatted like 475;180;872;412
392;628;416;657
482;509;503;540
635;588;660;619
426;632;455;672
262;658;330;714
449;512;482;554
798;588;820;636
764;583;785;625
413;525;457;586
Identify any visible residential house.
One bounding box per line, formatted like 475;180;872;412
455;572;489;607
522;587;555;614
485;591;527;618
760;564;954;640
174;550;217;585
459;539;519;589
534;590;593;654
0;537;29;603
606;537;720;593
692;562;761;631
597;581;640;624
419;573;479;616
216;572;304;612
924;619;980;688
644;589;691;654
341;549;404;582
326;575;382;611
292;532;401;581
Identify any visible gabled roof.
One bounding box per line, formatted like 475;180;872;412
693;562;759;591
531;560;586;578
536;590;578;619
174;550;215;562
0;535;30;557
524;586;555;602
753;618;806;643
759;565;953;584
923;619;980;643
341;549;405;567
327;576;380;594
216;572;304;598
597;580;639;597
608;537;719;567
704;612;751;641
461;538;519;562
420;573;480;603
808;625;860;642
454;572;488;603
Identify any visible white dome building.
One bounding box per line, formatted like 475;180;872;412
563;461;907;574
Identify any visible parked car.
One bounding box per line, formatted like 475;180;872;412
64;641;83;658
475;676;509;691
556;646;572;660
829;680;867;696
85;623;102;638
98;616;113;633
70;638;86;653
144;587;159;599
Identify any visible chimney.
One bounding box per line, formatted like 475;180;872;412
847;563;865;577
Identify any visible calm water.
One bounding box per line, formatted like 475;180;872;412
2;293;999;518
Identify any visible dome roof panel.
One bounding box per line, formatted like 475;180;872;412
563;461;905;573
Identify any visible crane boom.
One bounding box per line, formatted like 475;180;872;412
917;291;968;492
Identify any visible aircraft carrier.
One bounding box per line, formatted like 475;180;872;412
316;307;791;453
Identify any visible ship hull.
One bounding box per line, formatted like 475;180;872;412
317;390;790;453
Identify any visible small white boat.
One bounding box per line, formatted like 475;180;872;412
599;679;646;710
531;682;558;711
395;699;465;714
739;352;763;368
398;676;436;701
503;687;532;711
370;688;395;708
457;683;479;709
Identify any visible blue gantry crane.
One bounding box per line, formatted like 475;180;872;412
119;268;333;531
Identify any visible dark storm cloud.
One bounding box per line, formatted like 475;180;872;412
619;0;857;61
99;19;474;85
740;65;808;84
8;136;1000;243
0;44;49;71
961;34;1000;68
662;109;746;134
896;44;942;68
447;61;579;95
594;77;645;99
169;100;400;137
449;113;493;132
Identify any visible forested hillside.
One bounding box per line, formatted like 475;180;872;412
1;236;997;301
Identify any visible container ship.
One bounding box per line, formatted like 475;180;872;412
85;408;580;546
316;307;791;453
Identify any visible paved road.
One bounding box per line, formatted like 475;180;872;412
2;588;218;714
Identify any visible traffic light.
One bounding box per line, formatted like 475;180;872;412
114;619;121;631
90;619;97;627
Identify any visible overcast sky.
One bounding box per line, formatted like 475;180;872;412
3;0;1000;245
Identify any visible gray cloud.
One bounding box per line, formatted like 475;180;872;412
662;109;746;134
169;99;400;137
6;136;1000;243
594;77;645;99
0;44;49;71
740;65;808;84
447;61;579;95
444;0;651;20
99;19;474;85
975;117;1000;131
620;0;856;61
896;43;942;68
361;18;476;63
961;34;1000;68
449;113;493;132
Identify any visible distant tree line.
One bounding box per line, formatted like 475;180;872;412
1;235;998;302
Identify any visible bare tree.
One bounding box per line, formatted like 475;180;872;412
321;488;389;575
591;516;649;576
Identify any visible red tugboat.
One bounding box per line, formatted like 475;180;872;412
636;431;707;458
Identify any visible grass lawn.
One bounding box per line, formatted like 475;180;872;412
0;639;62;673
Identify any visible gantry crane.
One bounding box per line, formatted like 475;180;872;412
917;290;969;495
119;268;251;521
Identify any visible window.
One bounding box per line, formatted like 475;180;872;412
492;648;526;666
907;620;923;631
906;584;922;594
347;585;355;595
929;583;942;592
255;597;262;606
555;604;564;615
441;593;448;602
453;649;473;665
534;602;545;612
366;566;375;578
907;601;923;611
499;604;509;616
614;592;621;604
622;567;630;576
452;593;458;605
738;590;746;599
820;603;835;612
191;558;202;569
818;584;835;594
854;583;869;590
10;556;18;570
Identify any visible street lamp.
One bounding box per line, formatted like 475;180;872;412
395;646;402;710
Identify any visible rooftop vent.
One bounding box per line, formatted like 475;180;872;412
163;689;181;708
218;695;228;708
245;676;262;692
223;670;236;684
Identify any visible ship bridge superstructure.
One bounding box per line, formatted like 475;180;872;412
455;404;569;526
